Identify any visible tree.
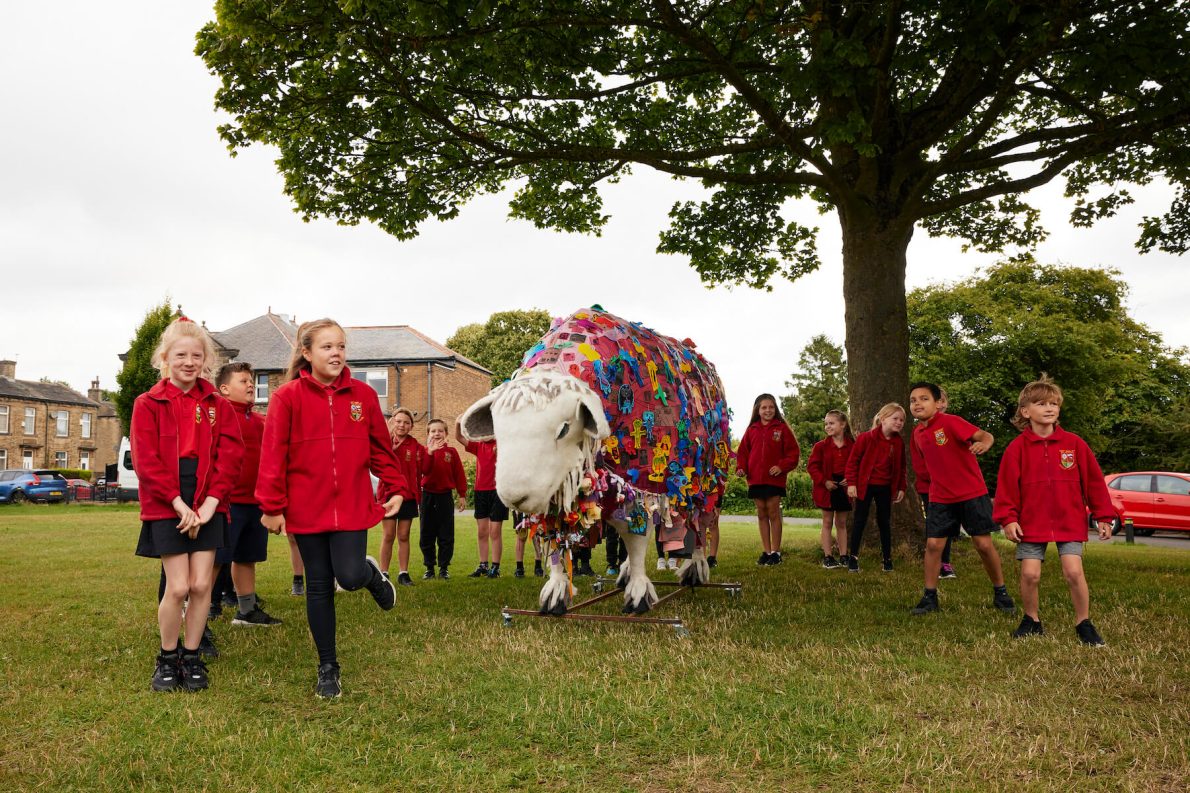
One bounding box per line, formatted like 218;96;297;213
446;309;553;386
198;1;1190;535
781;334;848;457
908;259;1190;480
114;301;175;436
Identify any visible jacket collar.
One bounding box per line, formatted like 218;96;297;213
146;377;218;402
299;366;355;393
1020;425;1068;444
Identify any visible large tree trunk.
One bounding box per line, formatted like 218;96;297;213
839;211;925;552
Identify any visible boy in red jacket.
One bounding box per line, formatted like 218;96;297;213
993;377;1114;645
908;382;1015;616
214;362;280;627
420;419;468;579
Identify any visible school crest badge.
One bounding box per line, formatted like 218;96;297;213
350;401;363;422
771;430;782;442
445;452;453;463
208;406;217;426
934;428;948;446
1060;449;1076;469
194;404;203;424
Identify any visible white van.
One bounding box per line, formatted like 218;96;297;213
115;437;140;502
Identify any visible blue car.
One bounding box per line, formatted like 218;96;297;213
0;470;70;504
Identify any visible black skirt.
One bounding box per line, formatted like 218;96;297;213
829;475;851;512
748;483;786;500
135;458;227;558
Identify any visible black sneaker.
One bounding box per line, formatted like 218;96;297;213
315;662;341;699
846;555;859;573
423;568;436;580
882;558;894;573
255;595;266;610
291;578;305;597
198;626;219;658
770;552;783;565
221;592;238;610
822;555;838;569
438;568;450;580
514;566;525;578
993;589;1016;613
180;650;209;692
232;605;283;627
208;601;223;620
365;555;396;610
1012;615;1044;639
757;552;771;566
911;593;940;615
487;565;501;578
1076;619;1106;647
706;556;717;569
533;562;544;577
151;649;181;692
468;565;489;578
396;572;414;586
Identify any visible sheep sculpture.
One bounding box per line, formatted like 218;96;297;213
459;307;732;615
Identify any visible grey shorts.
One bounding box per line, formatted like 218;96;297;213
1015;541;1084;561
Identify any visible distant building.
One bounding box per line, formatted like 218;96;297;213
0;360;119;474
208;312;492;440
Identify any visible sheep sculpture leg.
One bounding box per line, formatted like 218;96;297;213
676;512;712;587
610;520;659;614
538;549;573;616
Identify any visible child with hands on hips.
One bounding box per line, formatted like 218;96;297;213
993;376;1114;645
133;317;244;693
256;319;414;699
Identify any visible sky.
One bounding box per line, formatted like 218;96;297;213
1;2;1186;437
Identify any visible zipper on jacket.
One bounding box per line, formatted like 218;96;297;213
328;393;340;529
1042;440;1055;544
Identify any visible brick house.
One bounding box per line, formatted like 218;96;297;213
209;312;492;444
0;360;120;474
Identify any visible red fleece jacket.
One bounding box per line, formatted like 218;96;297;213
227;400;264;505
845;427;907;502
807;436;855;509
734;420;800;488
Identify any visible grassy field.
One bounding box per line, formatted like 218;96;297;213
1;504;1187;792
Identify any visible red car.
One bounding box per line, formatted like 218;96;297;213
66;478;94;500
1104;471;1190;536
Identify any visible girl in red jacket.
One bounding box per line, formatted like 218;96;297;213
845;403;907;573
133;317;244;693
379;408;425;587
807;410;855;569
734;394;800;565
993;377;1114;645
256;319;415;698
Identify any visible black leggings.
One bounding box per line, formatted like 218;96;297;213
420;491;455;570
606;530;627;567
293;531;374;666
849;484;892;562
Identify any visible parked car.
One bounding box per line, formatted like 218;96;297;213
1104;471;1190;535
66;478;94;500
0;470;71;504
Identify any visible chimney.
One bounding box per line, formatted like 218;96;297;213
88;377;102;403
0;360;14;379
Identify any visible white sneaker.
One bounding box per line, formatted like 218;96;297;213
656;558;667;571
334;579;346;592
668;558;679;570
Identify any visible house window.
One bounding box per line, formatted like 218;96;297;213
81;412;92;439
255;373;270;404
0;405;8;433
80;451;91;471
0;449;6;469
55;451;68;468
24;407;35;435
22;450;34;468
56;410;69;437
352;368;388;398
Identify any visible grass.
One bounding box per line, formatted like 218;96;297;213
1;503;1187;792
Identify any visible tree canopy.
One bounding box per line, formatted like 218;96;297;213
114;301;175;436
781;334;849;455
446;309;553;386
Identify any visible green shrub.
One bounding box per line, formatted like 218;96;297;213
721;470;813;514
53;468;93;482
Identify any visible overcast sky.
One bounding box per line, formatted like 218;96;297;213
2;2;1186;437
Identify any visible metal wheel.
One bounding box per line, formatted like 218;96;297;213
592;580;604;594
10;489;25;504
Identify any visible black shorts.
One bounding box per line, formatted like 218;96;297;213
135;458;227;558
828;475;851;512
474;490;509;522
391;498;420;521
748;484;785;500
216;503;269;565
925;495;997;539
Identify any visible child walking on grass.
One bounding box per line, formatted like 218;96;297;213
734;393;800;565
256;318;414;699
993;376;1114;645
807;409;854;569
134;317;243;693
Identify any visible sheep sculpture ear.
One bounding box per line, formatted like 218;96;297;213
459;392;497;442
576;385;611;441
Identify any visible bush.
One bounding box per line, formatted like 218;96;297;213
53;468;93;482
720;470;813;515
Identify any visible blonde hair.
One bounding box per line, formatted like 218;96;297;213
872;402;906;429
387;408;415;436
286;318;345;382
1012;374;1063;430
153;318;219;380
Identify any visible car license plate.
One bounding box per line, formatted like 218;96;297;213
50;491;63;496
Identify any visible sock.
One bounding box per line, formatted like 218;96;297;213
491;562;500;569
994;584;1008;595
924;587;938;598
160;646;179;656
237;592;257;614
516;561;525;570
293;574;303;584
478;562;488;569
399;569;408;576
